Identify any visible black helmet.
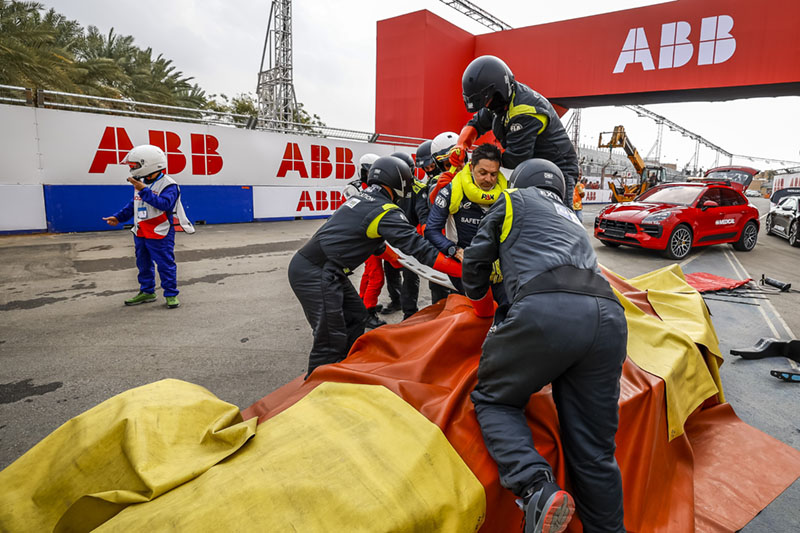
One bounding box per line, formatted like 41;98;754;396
510;159;566;201
415;140;434;173
462;55;515;113
367;156;413;199
390;151;415;173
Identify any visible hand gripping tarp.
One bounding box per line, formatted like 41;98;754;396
244;265;800;532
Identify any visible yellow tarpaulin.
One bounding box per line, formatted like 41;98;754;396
1;380;484;533
607;264;724;440
0;379;257;533
97;381;485;532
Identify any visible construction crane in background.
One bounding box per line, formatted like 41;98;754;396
257;0;299;131
598;125;666;202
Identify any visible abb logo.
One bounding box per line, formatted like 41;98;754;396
277;142;355;180
614;15;736;73
586;190;598;202
774;176;800;191
89;127;223;175
296;190;346;212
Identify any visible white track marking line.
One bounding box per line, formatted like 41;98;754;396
679;246;708;269
725;248;795;339
721;250;780;338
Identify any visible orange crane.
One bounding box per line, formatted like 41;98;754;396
598;125;665;202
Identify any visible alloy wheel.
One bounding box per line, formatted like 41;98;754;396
742;223;758;250
669;226;692;259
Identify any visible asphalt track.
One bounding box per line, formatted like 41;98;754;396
0;197;797;530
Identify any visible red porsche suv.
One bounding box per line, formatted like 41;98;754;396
594;181;760;260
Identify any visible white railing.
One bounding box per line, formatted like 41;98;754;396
1;86;426;148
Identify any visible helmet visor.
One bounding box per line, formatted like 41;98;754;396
126;161;142;171
463;84;495;112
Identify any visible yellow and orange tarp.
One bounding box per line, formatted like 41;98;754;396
2;265;799;532
245;265;800;532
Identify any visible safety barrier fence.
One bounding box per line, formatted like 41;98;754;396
0;85;426;148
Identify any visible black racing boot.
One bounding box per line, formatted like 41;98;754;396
379;300;402;315
522;472;574;533
365;308;386;329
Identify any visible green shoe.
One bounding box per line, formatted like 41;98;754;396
124;292;156;306
165;296;180;309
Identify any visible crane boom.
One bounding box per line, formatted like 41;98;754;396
598;125;645;175
598;125;666;202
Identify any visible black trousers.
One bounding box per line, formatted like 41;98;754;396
471;291;627;533
429;281;453;306
288;253;367;375
383;262;420;318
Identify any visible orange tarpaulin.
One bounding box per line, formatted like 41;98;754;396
244;272;800;532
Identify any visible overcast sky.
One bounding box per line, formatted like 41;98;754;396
42;0;800;171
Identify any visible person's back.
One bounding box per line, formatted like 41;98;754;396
290;156;463;376
305;185;398;272
463;159;627;533
492;186;600;298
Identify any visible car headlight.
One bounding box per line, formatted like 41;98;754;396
642;211;672;224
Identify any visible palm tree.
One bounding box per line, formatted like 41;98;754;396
0;1;75;89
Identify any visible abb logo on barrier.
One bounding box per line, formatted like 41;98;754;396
295;190;347;212
89;127;223;175
277;142;356;180
614;15;736;73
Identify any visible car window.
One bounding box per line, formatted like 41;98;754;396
719;188;745;206
706;170;752;184
699;188;722;205
783;198;798;210
637;185;703;205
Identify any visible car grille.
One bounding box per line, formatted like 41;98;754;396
598;219;637;234
640;224;663;238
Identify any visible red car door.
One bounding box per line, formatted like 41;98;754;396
719;188;749;240
692;188;728;244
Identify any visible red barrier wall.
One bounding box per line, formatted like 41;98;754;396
376;11;475;140
376;0;800;138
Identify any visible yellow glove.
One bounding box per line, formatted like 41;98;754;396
489;260;503;284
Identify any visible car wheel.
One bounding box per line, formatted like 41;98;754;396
789;222;799;247
765;216;775;236
600;240;621;248
732;220;759;251
663;224;692;260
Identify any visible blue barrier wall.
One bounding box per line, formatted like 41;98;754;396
44;185;254;233
181;185;253;225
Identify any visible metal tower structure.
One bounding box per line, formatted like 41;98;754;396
438;0;512;31
644;121;663;163
564;109;582;157
257;0;298;130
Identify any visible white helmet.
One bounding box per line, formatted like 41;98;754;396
122;144;167;178
358;153;379;181
430;131;458;171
